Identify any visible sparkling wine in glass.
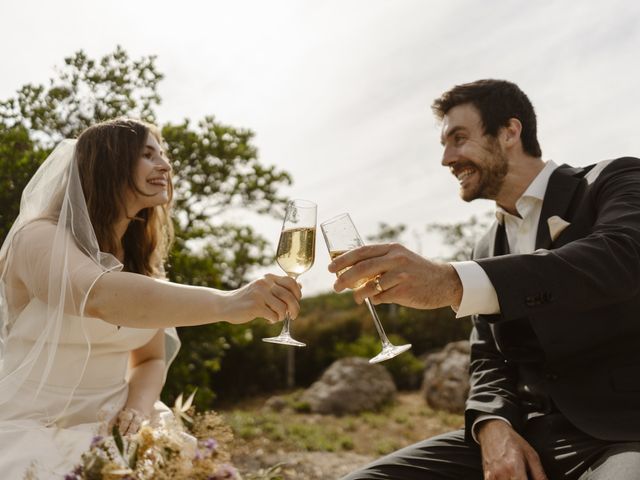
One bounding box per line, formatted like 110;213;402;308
263;199;316;347
321;213;411;363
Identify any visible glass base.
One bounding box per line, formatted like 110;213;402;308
262;335;306;347
369;343;412;364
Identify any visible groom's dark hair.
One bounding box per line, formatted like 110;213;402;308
432;79;542;158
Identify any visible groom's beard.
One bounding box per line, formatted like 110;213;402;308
461;138;509;203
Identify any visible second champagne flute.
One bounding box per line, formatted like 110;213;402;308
263;199;316;347
321;213;411;363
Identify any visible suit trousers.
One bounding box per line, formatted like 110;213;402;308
341;413;640;480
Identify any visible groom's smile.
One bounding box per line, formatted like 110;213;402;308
440;104;508;203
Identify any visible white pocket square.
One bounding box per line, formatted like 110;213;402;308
547;215;571;242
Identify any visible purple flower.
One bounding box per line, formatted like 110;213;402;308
201;438;218;452
90;435;104;447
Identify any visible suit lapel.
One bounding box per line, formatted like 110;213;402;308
534;165;583;250
473;221;499;260
474;164;583;258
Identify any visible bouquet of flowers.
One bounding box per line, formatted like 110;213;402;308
63;392;242;480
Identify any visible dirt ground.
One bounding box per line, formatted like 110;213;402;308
226;391;463;479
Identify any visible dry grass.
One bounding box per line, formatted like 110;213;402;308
220;391;463;479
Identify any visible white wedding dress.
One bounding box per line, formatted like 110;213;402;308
0;296;172;479
0;141;180;479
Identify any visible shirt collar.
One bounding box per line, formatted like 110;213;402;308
496;160;558;224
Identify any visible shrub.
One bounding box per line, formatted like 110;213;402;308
163;292;471;407
334;334;426;390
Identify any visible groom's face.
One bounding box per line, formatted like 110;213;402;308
440;104;508;202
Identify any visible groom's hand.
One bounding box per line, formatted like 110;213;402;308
477;420;548;480
329;243;462;310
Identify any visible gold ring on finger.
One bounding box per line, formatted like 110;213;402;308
374;277;384;293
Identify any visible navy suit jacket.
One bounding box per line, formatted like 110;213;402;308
465;157;640;442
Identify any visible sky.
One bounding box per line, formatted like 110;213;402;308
2;0;640;295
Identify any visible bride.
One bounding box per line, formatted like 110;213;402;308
0;118;301;478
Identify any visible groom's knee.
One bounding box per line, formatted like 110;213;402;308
578;444;640;480
341;429;481;480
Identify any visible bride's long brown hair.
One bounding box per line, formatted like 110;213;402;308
75;118;174;277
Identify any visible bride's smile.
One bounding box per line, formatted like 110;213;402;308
127;134;172;213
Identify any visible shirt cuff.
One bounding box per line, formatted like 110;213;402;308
450;261;500;318
471;415;512;444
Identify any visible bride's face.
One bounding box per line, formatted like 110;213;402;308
125;134;172;214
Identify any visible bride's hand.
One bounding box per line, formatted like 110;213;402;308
223;274;301;324
111;407;149;436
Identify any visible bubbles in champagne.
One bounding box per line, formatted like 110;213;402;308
277;227;316;275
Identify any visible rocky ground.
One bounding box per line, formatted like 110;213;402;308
234;450;375;480
224;391;463;480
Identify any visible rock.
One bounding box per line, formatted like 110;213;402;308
300;357;396;415
421;340;470;414
264;395;288;412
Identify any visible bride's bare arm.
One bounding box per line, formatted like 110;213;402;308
111;330;165;435
14;221;301;328
86;271;301;328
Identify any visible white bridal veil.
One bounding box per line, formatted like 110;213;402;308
0;139;179;425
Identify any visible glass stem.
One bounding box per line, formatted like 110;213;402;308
280;313;292;336
365;298;391;347
279;272;298;337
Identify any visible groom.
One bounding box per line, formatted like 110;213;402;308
332;79;640;479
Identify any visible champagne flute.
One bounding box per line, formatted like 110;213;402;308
263;199;316;347
320;213;411;363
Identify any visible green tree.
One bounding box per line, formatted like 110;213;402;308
162;118;290;288
0;46;292;408
427;212;493;261
366;222;407;243
0;46;161;144
0;121;47;241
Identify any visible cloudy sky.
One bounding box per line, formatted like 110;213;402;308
2;0;639;295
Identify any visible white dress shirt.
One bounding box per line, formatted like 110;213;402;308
450;160;558;441
452;160;558;317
